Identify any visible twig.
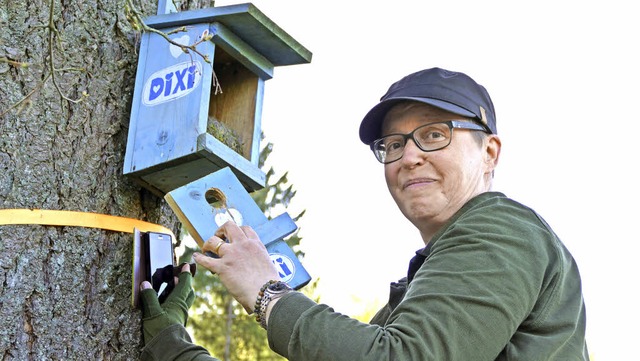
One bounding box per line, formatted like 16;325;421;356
125;0;212;63
45;0;87;104
0;75;49;117
125;0;221;94
0;57;29;68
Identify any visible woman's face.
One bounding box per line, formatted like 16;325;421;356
382;103;500;238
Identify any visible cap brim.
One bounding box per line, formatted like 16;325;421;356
359;97;476;144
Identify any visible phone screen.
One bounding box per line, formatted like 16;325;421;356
144;232;174;297
148;233;173;277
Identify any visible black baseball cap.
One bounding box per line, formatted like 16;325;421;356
359;67;497;145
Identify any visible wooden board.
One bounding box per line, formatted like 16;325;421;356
164;167;311;289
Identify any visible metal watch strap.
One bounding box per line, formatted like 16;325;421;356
259;281;292;329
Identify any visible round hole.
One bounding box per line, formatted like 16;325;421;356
205;188;227;208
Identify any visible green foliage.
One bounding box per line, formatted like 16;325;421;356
177;137;311;361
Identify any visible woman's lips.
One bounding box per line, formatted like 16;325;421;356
403;178;435;190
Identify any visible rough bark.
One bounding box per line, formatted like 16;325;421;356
0;0;179;359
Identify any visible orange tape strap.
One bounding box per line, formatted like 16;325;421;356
0;209;175;240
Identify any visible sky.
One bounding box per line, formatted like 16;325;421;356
207;1;639;359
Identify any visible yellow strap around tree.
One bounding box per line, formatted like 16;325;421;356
0;208;175;240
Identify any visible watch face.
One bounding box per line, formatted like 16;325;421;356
268;281;291;292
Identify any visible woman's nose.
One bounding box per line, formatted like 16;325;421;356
398;138;425;165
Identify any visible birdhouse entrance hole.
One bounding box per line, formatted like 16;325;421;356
205;187;227;208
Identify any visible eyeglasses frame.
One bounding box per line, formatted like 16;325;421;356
370;120;489;164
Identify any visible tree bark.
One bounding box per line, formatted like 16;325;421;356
0;0;178;359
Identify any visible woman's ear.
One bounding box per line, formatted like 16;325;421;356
484;134;501;173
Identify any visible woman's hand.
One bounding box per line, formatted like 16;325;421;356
140;263;195;345
193;221;281;313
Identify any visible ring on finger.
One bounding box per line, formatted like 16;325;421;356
214;240;226;254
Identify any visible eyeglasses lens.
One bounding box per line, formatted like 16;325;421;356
373;122;452;163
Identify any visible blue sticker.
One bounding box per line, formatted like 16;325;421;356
270;253;295;283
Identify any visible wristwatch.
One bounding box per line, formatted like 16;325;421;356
259;281;292;329
265;280;292;295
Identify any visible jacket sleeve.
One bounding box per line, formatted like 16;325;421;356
140;324;219;361
267;199;558;360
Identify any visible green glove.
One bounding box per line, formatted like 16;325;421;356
140;268;196;345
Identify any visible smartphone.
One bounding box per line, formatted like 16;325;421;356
142;231;175;298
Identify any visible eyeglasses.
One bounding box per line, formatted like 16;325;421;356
370;120;488;164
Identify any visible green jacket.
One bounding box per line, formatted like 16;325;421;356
142;192;589;360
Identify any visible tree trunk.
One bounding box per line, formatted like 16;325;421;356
224;298;233;361
0;0;178;359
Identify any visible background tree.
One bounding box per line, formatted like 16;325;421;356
0;0;248;359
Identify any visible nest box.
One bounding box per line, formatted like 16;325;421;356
124;3;311;195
